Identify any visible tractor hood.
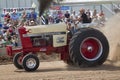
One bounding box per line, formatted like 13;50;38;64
26;23;67;34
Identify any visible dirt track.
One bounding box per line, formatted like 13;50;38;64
0;61;120;80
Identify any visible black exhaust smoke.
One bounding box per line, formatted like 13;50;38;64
38;0;53;16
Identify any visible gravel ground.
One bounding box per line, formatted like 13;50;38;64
0;60;120;80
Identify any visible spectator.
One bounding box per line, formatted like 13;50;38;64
29;20;36;26
28;10;37;22
86;9;92;23
99;10;104;16
48;15;54;24
78;8;90;23
0;22;2;28
21;11;27;23
88;15;92;23
3;22;9;30
0;35;5;47
58;11;63;19
11;11;19;27
70;11;78;29
11;35;18;47
99;10;106;26
5;32;12;45
52;11;58;20
64;11;70;23
71;11;77;20
0;23;3;35
92;9;98;18
11;11;19;21
86;9;91;17
4;12;11;23
64;11;70;19
55;17;62;23
8;25;15;36
71;11;78;24
92;9;99;23
2;31;8;41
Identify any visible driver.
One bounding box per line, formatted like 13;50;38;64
78;8;91;24
69;8;91;34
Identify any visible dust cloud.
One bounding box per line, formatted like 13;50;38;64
101;13;120;62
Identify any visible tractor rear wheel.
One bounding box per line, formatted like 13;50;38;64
22;54;39;72
13;52;23;69
69;28;109;67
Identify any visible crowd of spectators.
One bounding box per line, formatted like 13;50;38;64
44;8;106;30
0;8;106;47
42;8;106;28
0;10;37;47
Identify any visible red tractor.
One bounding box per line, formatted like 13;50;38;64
6;0;109;71
6;23;109;71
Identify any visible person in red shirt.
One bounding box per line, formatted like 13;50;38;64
99;10;106;26
99;10;104;17
4;12;11;23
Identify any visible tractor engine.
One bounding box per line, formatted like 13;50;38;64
18;23;67;49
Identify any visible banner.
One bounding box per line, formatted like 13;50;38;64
3;7;35;13
60;6;70;10
50;6;70;10
50;6;61;10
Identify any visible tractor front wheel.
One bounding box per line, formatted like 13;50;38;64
22;54;39;72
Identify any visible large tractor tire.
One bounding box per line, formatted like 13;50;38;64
69;28;109;67
22;54;39;72
13;52;23;69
